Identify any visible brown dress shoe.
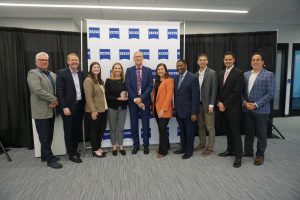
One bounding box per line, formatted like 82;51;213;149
202;149;213;157
254;156;264;166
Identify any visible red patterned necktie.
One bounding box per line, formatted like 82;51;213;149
137;68;141;95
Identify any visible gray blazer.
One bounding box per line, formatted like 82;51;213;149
27;68;57;119
195;67;217;112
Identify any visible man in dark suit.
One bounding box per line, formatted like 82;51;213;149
174;59;200;159
27;52;62;169
56;53;85;163
125;51;153;155
217;52;244;168
242;52;275;166
194;54;217;157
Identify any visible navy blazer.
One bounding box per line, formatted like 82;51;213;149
56;68;85;112
125;65;153;106
174;71;200;118
242;68;275;114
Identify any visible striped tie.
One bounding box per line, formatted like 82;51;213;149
137;68;141;95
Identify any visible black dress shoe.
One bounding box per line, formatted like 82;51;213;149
69;155;82;163
242;152;254;157
92;151;106;158
131;147;140;154
119;149;126;156
144;147;149;154
218;151;235;157
112;150;118;156
182;154;191;159
174;148;185;154
233;158;242;168
47;161;63;169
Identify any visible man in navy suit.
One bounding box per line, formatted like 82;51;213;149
56;53;85;163
242;52;275;166
125;51;153;155
174;60;200;159
217;52;244;168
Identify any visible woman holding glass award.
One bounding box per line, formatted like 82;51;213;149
84;61;108;158
151;63;174;158
105;63;128;156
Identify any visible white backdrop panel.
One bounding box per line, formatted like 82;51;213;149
86;19;180;147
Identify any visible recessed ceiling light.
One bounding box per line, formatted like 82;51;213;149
0;3;248;13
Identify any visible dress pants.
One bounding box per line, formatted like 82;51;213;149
220;110;242;158
87;111;107;151
197;103;215;150
176;117;196;156
128;101;150;147
155;117;170;155
244;112;269;157
107;107;127;146
62;101;84;157
35;117;55;161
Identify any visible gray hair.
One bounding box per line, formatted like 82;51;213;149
35;52;49;61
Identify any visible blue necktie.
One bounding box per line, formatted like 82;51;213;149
43;71;55;94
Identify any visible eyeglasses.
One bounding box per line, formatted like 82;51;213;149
37;59;49;62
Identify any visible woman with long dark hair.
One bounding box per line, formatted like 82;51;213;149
83;61;108;158
151;63;174;158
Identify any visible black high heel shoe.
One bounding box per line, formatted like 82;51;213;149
92;151;105;158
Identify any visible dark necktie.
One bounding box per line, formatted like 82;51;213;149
42;71;55;94
178;75;183;89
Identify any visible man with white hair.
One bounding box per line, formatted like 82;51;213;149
27;52;62;169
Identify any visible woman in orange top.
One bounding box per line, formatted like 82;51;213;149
152;63;174;158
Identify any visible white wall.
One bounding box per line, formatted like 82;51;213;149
1;18;300;115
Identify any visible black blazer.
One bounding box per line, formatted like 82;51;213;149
217;67;244;113
105;78;127;110
56;68;85;112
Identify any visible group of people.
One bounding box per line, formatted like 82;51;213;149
27;50;275;169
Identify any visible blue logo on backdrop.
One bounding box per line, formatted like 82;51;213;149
99;49;111;60
139;49;150;60
148;29;159;39
87;49;90;60
119;49;130;60
109;28;120;39
177;49;180;60
168;29;178;39
128;28;139;39
89;27;100;38
153;69;177;79
158;49;169;60
103;130;110;140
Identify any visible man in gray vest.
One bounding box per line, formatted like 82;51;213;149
27;52;62;169
194;54;217;157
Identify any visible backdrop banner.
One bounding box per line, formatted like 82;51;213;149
86;19;181;147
